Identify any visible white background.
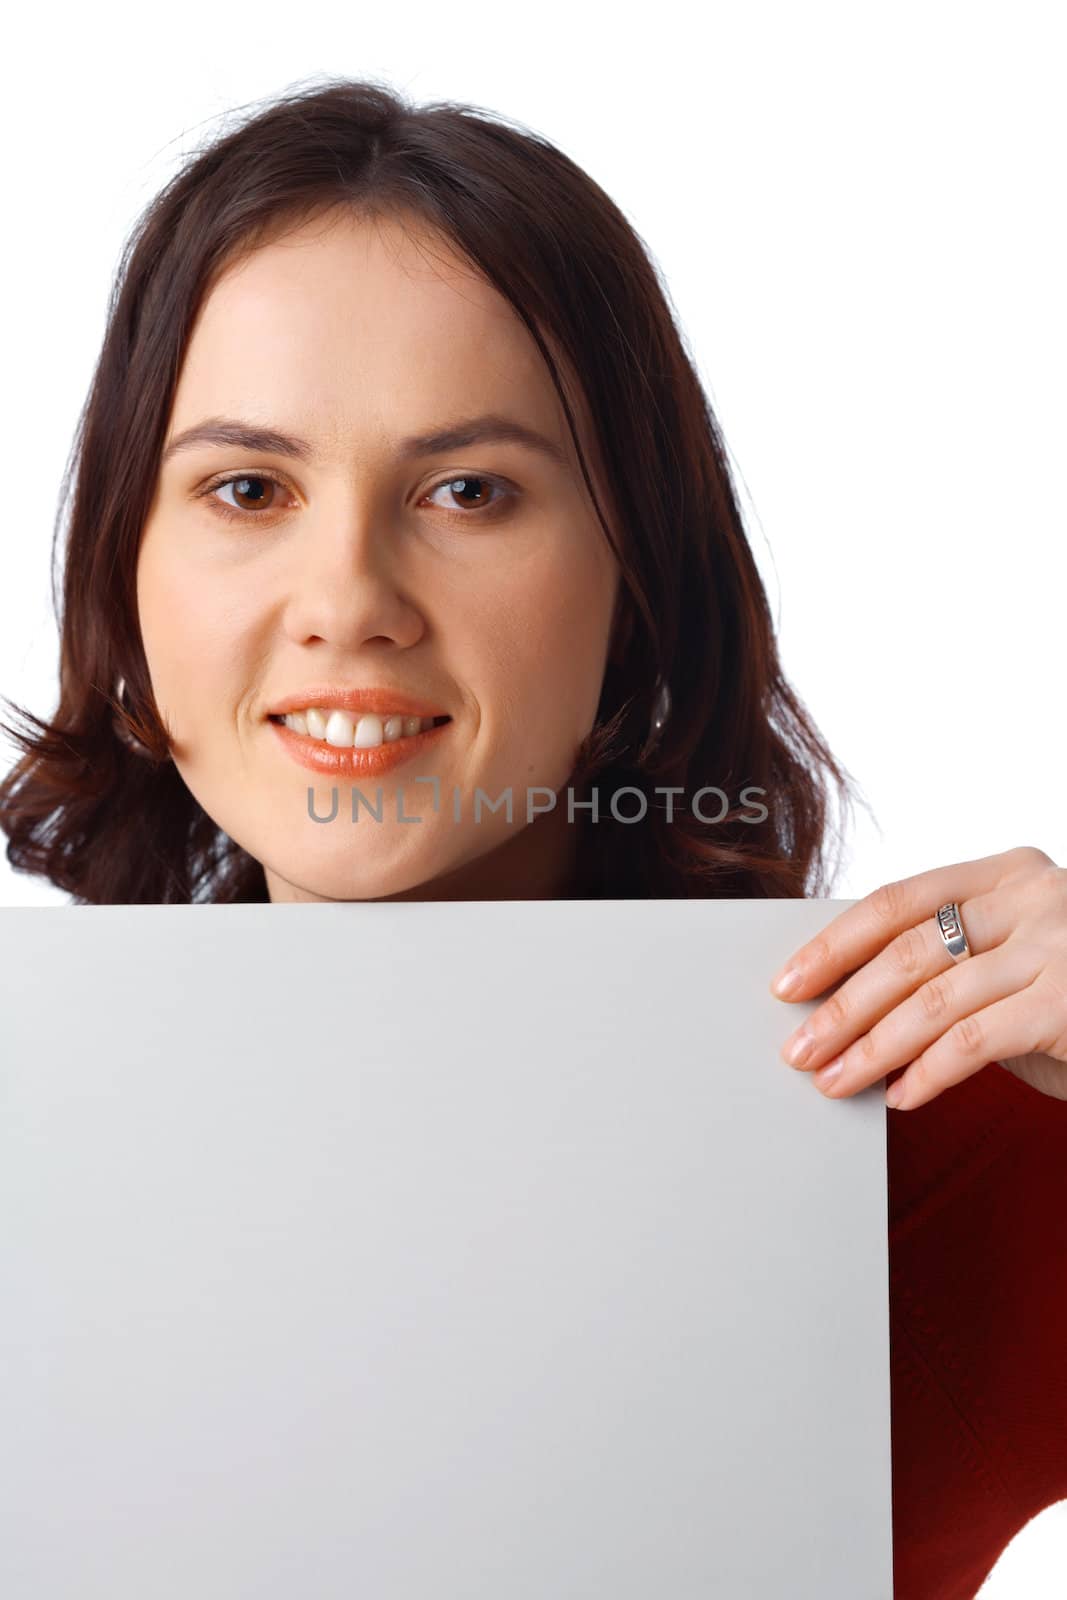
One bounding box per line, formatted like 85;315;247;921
1;3;1064;1588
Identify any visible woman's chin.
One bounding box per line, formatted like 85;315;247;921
258;841;450;904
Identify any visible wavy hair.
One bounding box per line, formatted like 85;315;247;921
0;75;865;903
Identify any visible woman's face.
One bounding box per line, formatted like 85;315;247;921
136;207;623;902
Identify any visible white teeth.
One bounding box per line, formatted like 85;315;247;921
281;706;444;748
325;710;355;747
353;713;383;748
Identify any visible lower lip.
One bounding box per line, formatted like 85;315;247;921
267;716;452;777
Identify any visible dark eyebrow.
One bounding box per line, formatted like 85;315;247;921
160;412;571;470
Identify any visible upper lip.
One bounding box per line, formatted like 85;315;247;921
266;686;450;719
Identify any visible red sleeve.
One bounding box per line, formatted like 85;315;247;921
888;1061;1067;1600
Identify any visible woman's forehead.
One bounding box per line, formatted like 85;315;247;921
199;209;528;363
172;208;604;492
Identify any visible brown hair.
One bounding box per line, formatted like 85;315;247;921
0;74;865;904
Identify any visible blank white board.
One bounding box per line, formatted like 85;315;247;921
0;898;891;1598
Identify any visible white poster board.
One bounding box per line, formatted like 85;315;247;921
0;898;891;1598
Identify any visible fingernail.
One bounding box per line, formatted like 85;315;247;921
783;1028;814;1067
814;1056;844;1090
773;967;802;998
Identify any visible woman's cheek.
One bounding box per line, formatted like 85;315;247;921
136;541;239;754
481;620;611;791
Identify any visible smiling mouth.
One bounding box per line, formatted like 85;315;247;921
268;710;451;750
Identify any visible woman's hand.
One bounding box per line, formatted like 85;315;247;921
771;845;1067;1110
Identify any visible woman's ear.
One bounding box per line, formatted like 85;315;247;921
608;586;634;667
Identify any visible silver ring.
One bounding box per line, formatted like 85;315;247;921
935;901;971;962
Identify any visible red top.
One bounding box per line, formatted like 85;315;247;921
888;1061;1067;1598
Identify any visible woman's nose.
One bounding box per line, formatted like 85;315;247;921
278;503;427;652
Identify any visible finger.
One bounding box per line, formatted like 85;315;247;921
884;978;1052;1111
770;846;1047;1001
781;880;1028;1073
808;940;1040;1099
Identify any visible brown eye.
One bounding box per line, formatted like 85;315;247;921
446;476;492;509
213;475;280;513
424;474;512;518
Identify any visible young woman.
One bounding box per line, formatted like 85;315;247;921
2;78;1065;1597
